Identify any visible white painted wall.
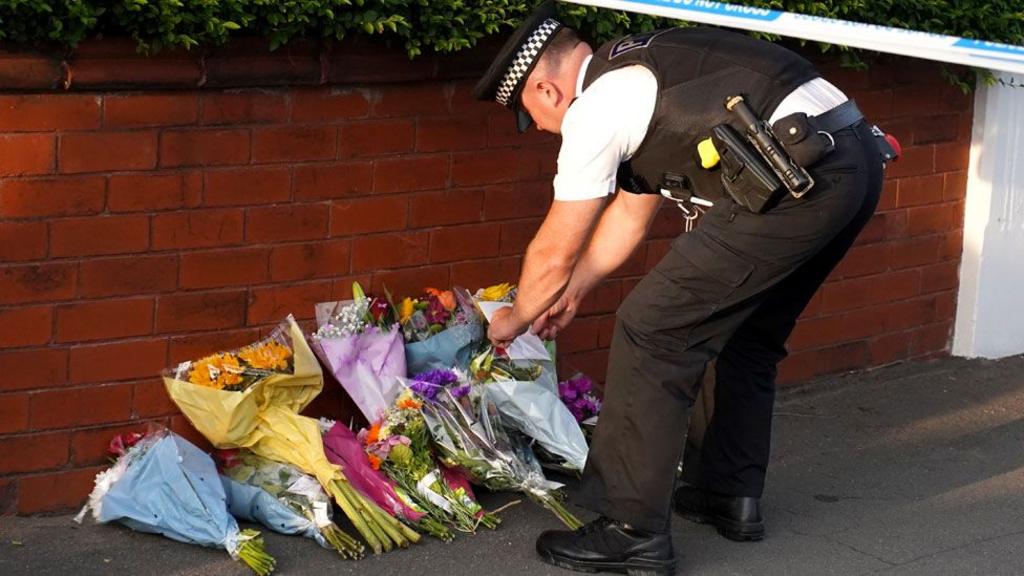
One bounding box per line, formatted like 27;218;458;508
953;73;1024;359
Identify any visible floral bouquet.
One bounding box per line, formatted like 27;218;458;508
408;370;582;529
218;450;362;558
311;282;406;422
558;374;602;442
362;388;498;534
75;429;276;575
469;345;589;471
163;315;419;555
321;420;453;542
399;287;484;375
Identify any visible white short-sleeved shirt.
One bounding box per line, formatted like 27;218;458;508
552;56;848;202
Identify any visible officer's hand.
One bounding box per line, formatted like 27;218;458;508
532;295;578;341
488;306;526;349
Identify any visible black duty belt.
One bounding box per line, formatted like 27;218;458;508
806;100;864;135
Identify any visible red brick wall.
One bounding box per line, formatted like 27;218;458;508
0;40;969;514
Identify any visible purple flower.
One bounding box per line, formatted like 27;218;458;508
412;369;459;387
410;380;441;401
425;295;451;325
450;385;471;398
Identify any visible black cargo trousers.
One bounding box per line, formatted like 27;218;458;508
576;120;884;533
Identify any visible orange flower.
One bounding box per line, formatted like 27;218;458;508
366;422;381;444
425;287;457;311
398;397;422;410
188;353;244;390
367;454;382;470
238;340;292;371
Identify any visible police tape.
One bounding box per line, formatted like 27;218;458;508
562;0;1024;75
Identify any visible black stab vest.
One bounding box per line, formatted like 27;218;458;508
581;27;819;200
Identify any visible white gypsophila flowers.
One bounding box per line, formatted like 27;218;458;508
312;298;369;340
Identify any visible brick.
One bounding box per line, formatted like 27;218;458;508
0;306;52;349
0;392;30;434
868;331;912;366
907;203;958;235
0;94;100;131
79;255;179;297
449;257;522;292
482;182;551;221
598;314;617;348
516;145;558;179
886;145;934;178
0;175;105;218
338;119;414;157
0;478;12;515
943;171;968;202
71;421;154;466
247;281;333;324
910;321;953;355
58;131;157;173
330;196;408;236
160;128;250;167
882;210;908;241
410;188;485;228
940;230;963;261
934;142;969;172
939;83;973;113
557;316;601;354
246;203;330;242
50;214;149;257
832;243;890;279
108;172;202;213
932;290;958;322
913;114;960;145
820;276;876;314
648;206;686;239
0;50;62;91
610;247;647;278
292;88;371;123
179;247;269;290
783;341;869;384
373;155;448;194
559;349;609;383
132;379;178;418
69;339;168;384
499;219;541;256
156;290;248;333
0;263;76;305
351;232;430;272
0;348;68;391
920;261;960;294
17;466;105;514
104;93;199;127
30;384;134;430
56;298;154;343
892;86;942;117
0;221;47;262
430;223;501;263
416;115;489;152
890;236;941;269
896;174;944;208
167;328;262;365
269;240;351;282
152;208;244;250
451;149;521;186
870;269;922;304
487;112;559;148
293;162;373;200
201;90;288;125
204;167;290;207
0;431;69;474
373;84;449;117
578;281;622;316
852;213;886;246
450;81;504;118
252;126;336;163
370;265;451;299
0;134;54;176
847;89;893;121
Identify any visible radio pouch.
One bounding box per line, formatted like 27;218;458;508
711;123;782;214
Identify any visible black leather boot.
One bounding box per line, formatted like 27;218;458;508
535;516;677;575
673;485;764;541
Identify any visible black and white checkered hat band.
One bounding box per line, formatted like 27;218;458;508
495;18;562;107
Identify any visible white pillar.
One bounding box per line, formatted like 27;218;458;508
953;73;1024;358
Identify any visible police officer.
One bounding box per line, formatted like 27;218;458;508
476;2;884;574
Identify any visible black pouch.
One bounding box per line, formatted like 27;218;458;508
772;112;835;168
711;123;781;213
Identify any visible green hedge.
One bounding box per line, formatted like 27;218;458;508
0;0;1021;63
